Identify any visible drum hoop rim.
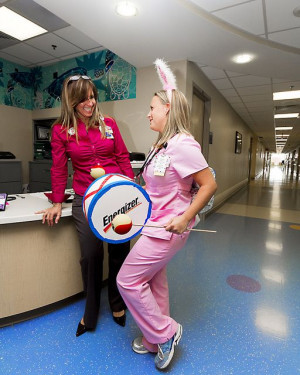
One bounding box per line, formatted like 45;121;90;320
86;179;152;244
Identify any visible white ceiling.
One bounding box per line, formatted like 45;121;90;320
1;0;300;153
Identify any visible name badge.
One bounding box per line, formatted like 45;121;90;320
153;154;170;176
105;126;114;139
99;125;114;139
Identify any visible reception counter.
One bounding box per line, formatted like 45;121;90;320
0;192;83;325
0;163;144;326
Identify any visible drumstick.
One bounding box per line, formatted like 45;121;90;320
133;223;216;233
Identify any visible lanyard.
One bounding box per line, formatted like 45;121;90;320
135;142;168;182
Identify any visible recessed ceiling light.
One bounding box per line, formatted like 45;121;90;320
293;6;300;17
274;113;299;119
0;6;47;40
273;90;300;100
275;127;293;130
232;54;254;64
116;1;137;17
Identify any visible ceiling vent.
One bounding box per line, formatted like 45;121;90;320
275;104;300;112
0;31;17;40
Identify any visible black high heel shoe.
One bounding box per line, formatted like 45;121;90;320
113;311;126;327
76;321;92;337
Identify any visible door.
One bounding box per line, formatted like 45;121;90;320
191;92;205;147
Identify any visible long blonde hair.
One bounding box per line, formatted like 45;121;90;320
153;89;192;148
53;76;106;141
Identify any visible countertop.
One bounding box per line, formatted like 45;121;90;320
0;161;144;225
0;192;73;225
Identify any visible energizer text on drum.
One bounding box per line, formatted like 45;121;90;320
102;198;139;226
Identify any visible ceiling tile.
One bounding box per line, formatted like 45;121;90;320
195;62;207;68
245;101;274;108
272;77;293;83
0;51;30;65
54;26;102;50
219;88;238;97
25;33;82;57
189;0;250;13
201;66;226;79
272;81;300;91
268;28;300;49
237;85;272;95
250;109;274;115
213;1;265;35
1;43;53;64
225;94;241;101
225;70;246;77
265;0;300;33
230;75;272;87
241;94;273;103
212;78;233;89
226;97;243;104
231;102;247;109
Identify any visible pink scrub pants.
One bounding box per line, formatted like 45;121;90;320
117;232;189;352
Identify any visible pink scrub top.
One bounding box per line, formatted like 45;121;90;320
50;117;134;202
141;133;208;240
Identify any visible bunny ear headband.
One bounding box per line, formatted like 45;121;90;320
154;58;177;103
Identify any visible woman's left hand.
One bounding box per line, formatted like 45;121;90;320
165;215;189;234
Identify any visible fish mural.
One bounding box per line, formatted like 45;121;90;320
107;56;133;100
5;66;42;108
0;49;136;110
43;67;87;108
105;50;115;73
8;67;42;95
0;61;3;88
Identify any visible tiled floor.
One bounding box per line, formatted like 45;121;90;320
0;166;299;374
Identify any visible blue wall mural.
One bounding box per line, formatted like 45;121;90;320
0;60;34;109
0;49;136;110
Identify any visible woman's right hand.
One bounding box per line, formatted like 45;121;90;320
35;203;62;226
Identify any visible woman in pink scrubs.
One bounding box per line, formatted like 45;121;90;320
117;88;217;370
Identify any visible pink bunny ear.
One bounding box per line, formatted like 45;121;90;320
154;58;177;102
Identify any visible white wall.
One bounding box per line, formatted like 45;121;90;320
0;105;32;185
100;60;187;154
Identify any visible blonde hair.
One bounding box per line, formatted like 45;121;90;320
153;89;192;148
53;76;106;141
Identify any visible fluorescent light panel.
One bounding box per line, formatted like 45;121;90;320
273;90;300;100
0;6;47;41
274;113;299;119
275;127;293;130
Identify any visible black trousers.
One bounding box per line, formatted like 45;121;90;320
72;194;130;329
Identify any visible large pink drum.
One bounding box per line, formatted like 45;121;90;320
83;173;152;244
